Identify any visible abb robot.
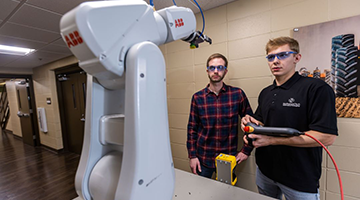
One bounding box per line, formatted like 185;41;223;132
60;1;210;199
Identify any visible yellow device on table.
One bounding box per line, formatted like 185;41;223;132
215;153;237;185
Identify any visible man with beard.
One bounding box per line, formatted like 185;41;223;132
187;53;253;178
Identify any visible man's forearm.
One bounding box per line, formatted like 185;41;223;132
272;130;336;147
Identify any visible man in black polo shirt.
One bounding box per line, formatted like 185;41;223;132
241;37;338;200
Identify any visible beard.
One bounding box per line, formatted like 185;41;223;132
208;74;224;83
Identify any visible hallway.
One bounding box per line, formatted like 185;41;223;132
0;130;79;200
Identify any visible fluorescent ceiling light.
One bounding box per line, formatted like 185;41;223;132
0;44;35;56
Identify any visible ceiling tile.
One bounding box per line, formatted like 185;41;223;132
4;57;53;68
4;51;69;68
202;0;235;11
0;35;46;49
30;50;69;59
39;44;73;54
0;0;19;20
52;37;67;47
26;0;97;14
9;3;62;32
0;22;60;44
0;54;20;66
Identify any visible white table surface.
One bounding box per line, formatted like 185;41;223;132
74;169;275;200
173;169;275;200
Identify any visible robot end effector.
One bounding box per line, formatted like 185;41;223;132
183;31;212;49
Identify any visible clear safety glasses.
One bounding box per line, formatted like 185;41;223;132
266;51;297;62
207;65;227;72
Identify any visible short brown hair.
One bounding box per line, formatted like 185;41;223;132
206;53;228;67
266;37;300;54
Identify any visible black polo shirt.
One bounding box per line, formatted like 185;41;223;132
253;72;338;193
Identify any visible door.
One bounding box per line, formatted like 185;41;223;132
59;71;86;154
16;79;35;146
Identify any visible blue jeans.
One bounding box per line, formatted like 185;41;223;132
196;164;216;179
256;168;320;200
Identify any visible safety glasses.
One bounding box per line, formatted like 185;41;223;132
266;51;297;62
207;65;227;72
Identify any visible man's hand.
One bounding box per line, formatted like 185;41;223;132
189;157;201;175
240;115;262;131
247;134;274;148
235;152;249;164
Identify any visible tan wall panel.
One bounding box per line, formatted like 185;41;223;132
320;167;326;191
168;114;188;130
327;146;360;173
228;34;270;60
229;77;273;98
326;191;359;200
334;118;360;148
194;64;209;83
159;44;166;55
167;83;195;99
194;43;227;65
270;0;305;10
270;29;292;39
173;157;190;172
166;66;194;84
171;143;188;160
195;82;208;92
227;0;270;21
227;57;272;79
236;156;257;175
203;23;228;45
248;97;258;112
327;169;360;198
170;129;187;145
235;172;257;192
166;50;194;69
228;12;271;41
320;190;325;200
168;98;191;115
195;5;226;28
271;0;328;31
166;40;192;54
329;0;360;20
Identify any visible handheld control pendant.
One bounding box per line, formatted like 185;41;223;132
244;122;304;147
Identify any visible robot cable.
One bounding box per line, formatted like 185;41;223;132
304;133;344;200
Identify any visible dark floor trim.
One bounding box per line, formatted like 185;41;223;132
40;144;64;154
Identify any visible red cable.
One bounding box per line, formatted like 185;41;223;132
304;133;344;200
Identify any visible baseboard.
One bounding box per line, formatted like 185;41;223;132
3;129;13;134
12;133;23;141
40;144;64;154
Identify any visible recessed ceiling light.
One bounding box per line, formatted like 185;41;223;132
0;44;35;56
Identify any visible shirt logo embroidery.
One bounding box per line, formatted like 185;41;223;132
283;98;300;107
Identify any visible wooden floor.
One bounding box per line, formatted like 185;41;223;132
0;130;80;200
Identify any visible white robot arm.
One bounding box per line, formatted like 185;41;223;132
61;0;209;89
60;1;210;200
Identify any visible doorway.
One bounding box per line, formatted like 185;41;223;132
56;64;86;154
0;75;40;146
16;79;37;146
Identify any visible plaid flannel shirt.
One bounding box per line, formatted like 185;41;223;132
187;83;253;168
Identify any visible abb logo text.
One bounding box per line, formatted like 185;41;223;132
64;31;83;48
175;18;184;28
